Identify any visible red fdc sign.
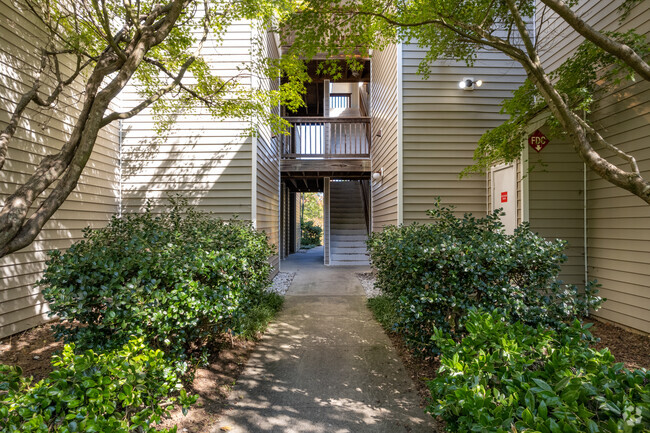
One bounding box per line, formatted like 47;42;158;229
501;192;508;203
529;129;549;153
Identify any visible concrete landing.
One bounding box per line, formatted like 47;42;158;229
213;247;436;432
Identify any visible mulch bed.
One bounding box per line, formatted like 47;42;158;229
0;323;63;382
588;318;650;370
156;337;257;433
0;324;259;433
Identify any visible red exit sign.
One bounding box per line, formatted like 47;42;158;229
529;130;549;152
501;192;508;203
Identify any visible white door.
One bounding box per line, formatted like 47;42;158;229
492;165;517;234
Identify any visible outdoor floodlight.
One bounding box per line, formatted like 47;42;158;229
459;78;483;90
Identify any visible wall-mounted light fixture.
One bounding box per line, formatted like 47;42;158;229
376;128;383;138
458;77;483;91
372;168;384;183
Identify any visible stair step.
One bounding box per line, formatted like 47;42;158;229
331;235;368;242
331;225;367;230
331;248;368;257
331;241;367;248
331;257;370;265
330;255;369;260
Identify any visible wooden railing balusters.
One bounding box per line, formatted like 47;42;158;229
280;116;370;159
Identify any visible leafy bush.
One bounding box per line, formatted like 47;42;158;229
0;338;196;433
301;220;322;246
428;310;650;433
367;201;602;353
40;201;274;369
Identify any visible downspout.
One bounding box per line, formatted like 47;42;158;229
397;43;404;225
583;111;588;288
118;119;123;218
584;161;588;287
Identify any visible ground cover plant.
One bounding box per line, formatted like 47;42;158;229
367;201;602;353
40;201;281;371
0;338;196;433
428;310;650;433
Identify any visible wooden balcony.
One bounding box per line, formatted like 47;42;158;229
280;116;371;179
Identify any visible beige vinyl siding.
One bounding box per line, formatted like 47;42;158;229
527;131;586;285
120;19;253;219
535;0;650;333
254;27;280;274
401;47;526;222
370;44;399;230
0;0;120;338
589;72;650;333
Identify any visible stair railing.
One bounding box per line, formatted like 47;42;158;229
280;117;371;159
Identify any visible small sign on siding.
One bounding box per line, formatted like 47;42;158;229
529;129;549;152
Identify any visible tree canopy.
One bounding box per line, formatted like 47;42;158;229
284;0;650;204
0;0;306;258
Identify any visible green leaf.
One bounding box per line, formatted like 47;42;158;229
538;400;548;420
522;407;534;425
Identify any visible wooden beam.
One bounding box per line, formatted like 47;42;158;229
282;116;370;123
281;158;371;173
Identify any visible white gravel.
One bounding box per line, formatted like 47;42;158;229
356;272;382;298
266;272;296;296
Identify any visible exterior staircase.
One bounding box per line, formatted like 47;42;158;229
329;181;370;266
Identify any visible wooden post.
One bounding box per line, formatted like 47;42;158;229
324;177;330;265
324;80;331;157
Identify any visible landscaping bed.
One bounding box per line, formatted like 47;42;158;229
0;203;287;433
0;267;295;432
363;202;650;432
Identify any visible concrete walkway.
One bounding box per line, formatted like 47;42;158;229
214;247;436;432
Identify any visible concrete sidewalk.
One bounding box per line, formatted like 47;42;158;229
213;247;437;432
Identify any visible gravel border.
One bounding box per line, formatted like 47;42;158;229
266;272;296;296
356;272;382;298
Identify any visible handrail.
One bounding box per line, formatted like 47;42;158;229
280;117;371;159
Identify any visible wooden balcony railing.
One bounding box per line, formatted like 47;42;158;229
280;116;370;159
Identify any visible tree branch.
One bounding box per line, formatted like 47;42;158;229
575;114;640;175
0;53;49;170
540;0;650;81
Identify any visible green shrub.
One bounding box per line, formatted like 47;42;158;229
367;200;602;353
40;201;274;369
0;338;196;433
301;220;322;246
428;310;650;433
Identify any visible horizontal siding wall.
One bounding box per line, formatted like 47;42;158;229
370;44;399;230
527;130;586;286
254;27;280;274
0;0;119;338
401;47;526;223
121;19;253;220
536;0;650;333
